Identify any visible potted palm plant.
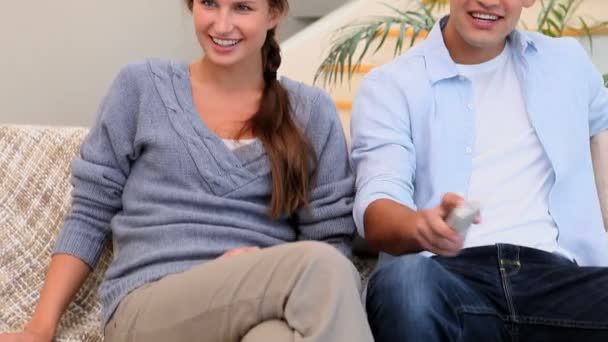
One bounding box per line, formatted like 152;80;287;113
315;0;608;87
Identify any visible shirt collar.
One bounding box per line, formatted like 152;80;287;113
423;16;537;84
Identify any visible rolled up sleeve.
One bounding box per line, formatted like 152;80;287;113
350;71;417;237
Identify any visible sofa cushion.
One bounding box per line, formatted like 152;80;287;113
0;125;110;342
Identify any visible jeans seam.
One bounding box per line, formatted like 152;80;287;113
498;245;520;340
515;315;608;329
455;305;501;316
498;246;517;319
511;322;519;342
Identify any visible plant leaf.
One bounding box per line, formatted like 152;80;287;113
314;1;437;87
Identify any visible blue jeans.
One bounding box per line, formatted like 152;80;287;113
366;244;608;341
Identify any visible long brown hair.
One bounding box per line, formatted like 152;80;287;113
185;0;317;218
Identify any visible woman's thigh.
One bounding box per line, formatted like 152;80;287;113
104;241;365;342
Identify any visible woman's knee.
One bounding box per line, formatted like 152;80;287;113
287;241;359;282
242;320;294;342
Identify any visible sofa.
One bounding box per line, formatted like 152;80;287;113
1;125;607;341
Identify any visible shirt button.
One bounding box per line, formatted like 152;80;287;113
465;147;473;154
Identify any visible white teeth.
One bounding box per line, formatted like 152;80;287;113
211;37;240;47
471;12;499;21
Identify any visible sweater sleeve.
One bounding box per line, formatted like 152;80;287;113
53;64;141;269
296;89;356;257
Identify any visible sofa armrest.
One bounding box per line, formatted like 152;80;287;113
591;130;608;232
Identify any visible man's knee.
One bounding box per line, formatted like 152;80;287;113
367;255;447;312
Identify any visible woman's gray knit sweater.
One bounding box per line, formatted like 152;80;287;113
53;59;356;325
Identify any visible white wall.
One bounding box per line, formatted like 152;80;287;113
0;1;340;127
0;1;202;126
290;0;349;17
2;1;607;126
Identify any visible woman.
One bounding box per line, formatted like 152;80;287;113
0;0;373;341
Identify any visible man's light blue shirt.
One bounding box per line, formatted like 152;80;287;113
351;17;608;266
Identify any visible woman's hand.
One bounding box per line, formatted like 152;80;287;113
220;246;260;258
0;329;52;342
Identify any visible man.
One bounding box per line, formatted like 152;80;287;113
351;0;608;340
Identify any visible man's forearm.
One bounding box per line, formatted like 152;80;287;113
363;199;423;255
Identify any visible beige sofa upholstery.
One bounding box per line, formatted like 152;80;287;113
0;125;607;341
0;126;111;342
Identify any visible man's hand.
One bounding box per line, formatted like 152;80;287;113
220;246;260;258
363;193;481;256
413;193;479;256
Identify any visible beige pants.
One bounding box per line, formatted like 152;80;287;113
104;241;373;342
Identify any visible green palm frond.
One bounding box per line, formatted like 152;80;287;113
314;1;438;87
604;74;608;87
537;0;580;37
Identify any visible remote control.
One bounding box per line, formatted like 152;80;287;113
446;201;480;239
